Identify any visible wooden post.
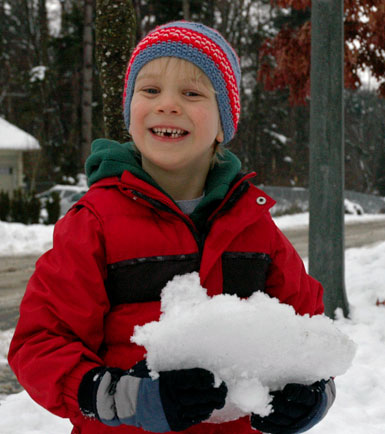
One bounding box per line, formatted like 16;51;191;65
309;0;349;318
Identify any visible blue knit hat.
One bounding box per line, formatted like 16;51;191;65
123;21;241;145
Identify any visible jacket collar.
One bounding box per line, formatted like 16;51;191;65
86;139;243;229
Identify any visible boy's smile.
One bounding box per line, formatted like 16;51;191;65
149;126;190;140
129;58;224;198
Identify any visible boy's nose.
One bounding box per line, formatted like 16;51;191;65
155;94;182;115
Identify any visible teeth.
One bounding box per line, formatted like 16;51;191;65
152;127;186;137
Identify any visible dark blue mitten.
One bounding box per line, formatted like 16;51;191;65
251;379;335;434
159;367;227;431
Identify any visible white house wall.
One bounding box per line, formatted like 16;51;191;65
0;150;22;194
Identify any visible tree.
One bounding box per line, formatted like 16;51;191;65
182;0;190;20
95;0;136;142
1;0;84;186
2;0;381;194
258;0;385;104
344;89;385;193
81;0;94;165
376;149;385;196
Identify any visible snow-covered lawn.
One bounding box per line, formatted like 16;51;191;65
0;215;385;433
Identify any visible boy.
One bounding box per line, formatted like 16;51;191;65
9;21;335;434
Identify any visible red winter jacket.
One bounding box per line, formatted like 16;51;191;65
8;170;324;434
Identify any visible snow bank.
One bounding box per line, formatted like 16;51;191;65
0;222;53;256
0;330;13;365
273;212;385;230
132;273;356;421
311;241;385;434
0;391;71;434
1;213;384;257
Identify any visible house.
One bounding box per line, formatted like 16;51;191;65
0;118;40;194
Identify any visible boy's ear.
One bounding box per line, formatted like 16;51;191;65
216;128;224;144
216;116;224;143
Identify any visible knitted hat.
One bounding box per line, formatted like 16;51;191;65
123;21;241;145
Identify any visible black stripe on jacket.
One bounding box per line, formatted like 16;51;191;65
105;252;271;306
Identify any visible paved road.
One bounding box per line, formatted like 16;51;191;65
283;218;385;258
0;218;384;395
0;256;38;396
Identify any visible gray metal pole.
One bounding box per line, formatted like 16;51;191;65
309;0;349;318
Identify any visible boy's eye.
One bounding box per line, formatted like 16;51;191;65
184;91;201;97
143;88;159;94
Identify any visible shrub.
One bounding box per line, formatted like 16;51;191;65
10;189;29;224
3;189;43;224
45;191;61;224
0;191;10;221
27;191;41;224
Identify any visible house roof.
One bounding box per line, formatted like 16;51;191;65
0;117;40;151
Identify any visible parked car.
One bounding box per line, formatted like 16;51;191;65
344;198;364;215
37;185;88;216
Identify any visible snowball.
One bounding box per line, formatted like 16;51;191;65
132;272;356;422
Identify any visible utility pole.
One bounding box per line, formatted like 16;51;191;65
309;0;349;318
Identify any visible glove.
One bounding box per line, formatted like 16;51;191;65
78;360;227;432
131;360;227;431
250;380;328;434
158;367;227;431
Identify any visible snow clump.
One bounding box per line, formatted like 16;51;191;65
132;272;356;422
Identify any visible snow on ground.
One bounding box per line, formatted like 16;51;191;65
0;330;13;366
1;213;384;256
0;216;385;433
0;391;71;433
311;241;385;434
273;211;385;230
0;221;53;256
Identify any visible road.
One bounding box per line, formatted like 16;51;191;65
0;218;384;395
0;256;38;396
283;218;385;259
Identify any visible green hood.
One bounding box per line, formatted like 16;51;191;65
85;139;242;229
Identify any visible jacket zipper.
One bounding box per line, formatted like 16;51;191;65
130;189;205;259
129;176;250;265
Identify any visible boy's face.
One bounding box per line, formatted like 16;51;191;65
129;58;224;178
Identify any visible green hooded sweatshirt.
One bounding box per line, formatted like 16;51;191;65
85;139;243;231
